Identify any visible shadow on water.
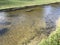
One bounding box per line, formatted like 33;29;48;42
0;28;9;36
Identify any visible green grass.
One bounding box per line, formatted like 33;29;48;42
38;27;60;45
0;0;60;9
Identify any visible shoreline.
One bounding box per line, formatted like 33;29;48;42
0;2;59;12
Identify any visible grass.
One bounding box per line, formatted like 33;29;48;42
38;18;60;45
0;0;60;9
38;28;60;45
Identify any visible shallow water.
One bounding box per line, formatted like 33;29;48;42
0;3;60;45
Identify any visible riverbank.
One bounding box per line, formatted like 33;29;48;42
0;2;60;12
0;0;60;10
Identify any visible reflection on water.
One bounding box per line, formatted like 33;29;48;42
0;4;60;45
0;12;11;25
0;12;6;23
44;5;52;15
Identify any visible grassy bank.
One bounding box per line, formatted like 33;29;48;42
38;27;60;45
0;0;60;9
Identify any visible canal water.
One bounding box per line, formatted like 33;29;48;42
0;3;60;45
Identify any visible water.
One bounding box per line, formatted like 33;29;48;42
0;3;60;45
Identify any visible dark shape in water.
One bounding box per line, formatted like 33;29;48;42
0;28;8;36
25;9;34;12
7;14;19;17
0;22;11;25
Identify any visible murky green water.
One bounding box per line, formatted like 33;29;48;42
0;3;60;45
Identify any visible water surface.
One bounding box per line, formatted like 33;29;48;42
0;3;60;45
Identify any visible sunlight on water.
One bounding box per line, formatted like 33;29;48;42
0;4;60;45
44;5;52;15
0;12;6;22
